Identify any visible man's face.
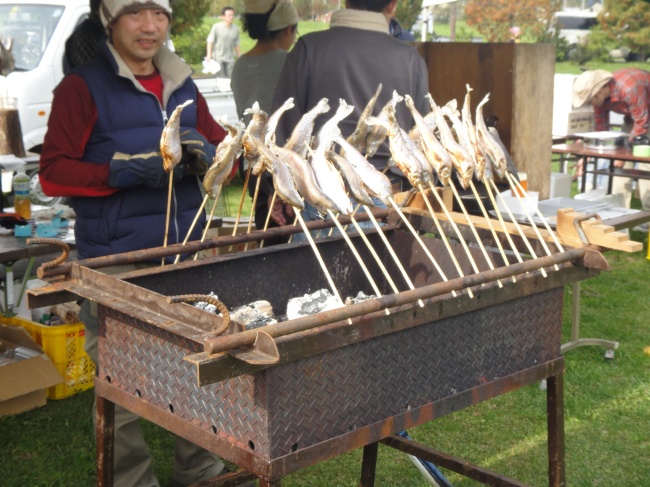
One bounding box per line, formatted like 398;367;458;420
589;85;610;108
222;9;235;25
111;8;169;69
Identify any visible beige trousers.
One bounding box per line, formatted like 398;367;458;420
82;299;224;487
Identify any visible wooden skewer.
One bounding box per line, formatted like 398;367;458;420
161;171;175;266
388;197;457;295
259;190;278;249
417;185;472;297
361;206;426;306
326;210;389;315
244;174;263;251
190;187;222;261
468;179;516;283
482;176;526;266
447;183;503;288
174;194;209;264
504;172;560;271
487;178;547;278
228;159;254;252
296;210;351;324
509;175;566;254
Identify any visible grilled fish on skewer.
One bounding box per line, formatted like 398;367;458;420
441;99;477;168
476;93;507;178
346;83;382;153
326;150;373;206
203;121;245;198
335;136;393;205
426;93;474;188
404;94;452;185
264;97;294;145
268;156;304;210
161;100;193;172
242;102;268;161
461;85;488;181
285;98;330;158
365;90;402;158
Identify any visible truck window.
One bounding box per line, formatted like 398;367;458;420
0;4;64;71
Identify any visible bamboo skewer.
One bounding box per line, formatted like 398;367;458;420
161;171;174;266
228;160;254;252
468;179;516;283
190;187;222;261
174;195;210;264
326;210;389;315
259;190;278;249
361;206;427;305
417;185;473;297
296;210;351;324
504;172;560;271
245;174;263;251
488;178;548;278
447;183;503;288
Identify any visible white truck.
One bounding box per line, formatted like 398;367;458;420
0;0;237;205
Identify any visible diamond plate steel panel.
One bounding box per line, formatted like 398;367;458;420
98;287;561;462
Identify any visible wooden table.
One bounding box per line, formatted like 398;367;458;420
552;142;650;194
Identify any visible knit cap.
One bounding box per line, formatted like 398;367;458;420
245;0;299;31
100;0;172;29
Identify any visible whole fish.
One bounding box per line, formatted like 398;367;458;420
242;102;268;161
285;98;330;159
365;90;402;158
326;150;374;206
346;83;382;153
461;85;488;181
426;93;474;189
312;98;354;150
264;97;295;146
475;93;508;178
203;121;245;198
161;100;193;172
404;94;452;186
273;144;338;214
367;104;426;188
440;99;477;183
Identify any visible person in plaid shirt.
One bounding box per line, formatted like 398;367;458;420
573;69;650;223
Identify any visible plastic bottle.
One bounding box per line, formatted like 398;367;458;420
13;170;31;220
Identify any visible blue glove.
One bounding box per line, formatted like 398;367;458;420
180;129;216;175
108;150;184;189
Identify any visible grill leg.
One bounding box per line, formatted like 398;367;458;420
97;395;115;487
360;442;379;487
547;373;566;487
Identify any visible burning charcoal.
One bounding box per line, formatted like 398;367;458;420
286;289;340;320
231;300;276;330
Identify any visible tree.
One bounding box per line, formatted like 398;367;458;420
599;0;650;60
464;0;561;43
171;0;211;35
394;0;421;34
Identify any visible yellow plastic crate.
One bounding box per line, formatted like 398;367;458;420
1;315;95;399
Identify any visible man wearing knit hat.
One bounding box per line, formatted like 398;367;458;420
39;1;231;485
573;68;650;224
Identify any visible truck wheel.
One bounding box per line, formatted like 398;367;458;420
28;169;65;207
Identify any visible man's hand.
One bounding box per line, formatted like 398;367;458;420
108;150;185;189
268;194;295;226
180;129;216;175
614;159;625;168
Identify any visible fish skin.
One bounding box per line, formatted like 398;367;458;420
461;85;488;181
475;93;508;178
203;121;245;198
440;100;477;182
264;97;295;146
327;150;374;206
427;93;474;189
346;83;383;153
242;102;269;161
313;98;354;149
404;94;452;186
273;145;338;214
161;100;193;172
365;90;403;158
335;136;393;205
285;98;330;159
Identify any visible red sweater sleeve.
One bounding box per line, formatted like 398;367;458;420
39;75;116;198
194;89;228;145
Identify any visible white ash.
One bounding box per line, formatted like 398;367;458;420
286;289;341;320
231;300;277;330
345;291;376;305
192;292;222;315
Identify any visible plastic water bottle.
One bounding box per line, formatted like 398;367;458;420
13;170;31;220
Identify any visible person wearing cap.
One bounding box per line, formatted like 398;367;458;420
231;0;299;243
573;68;650;218
39;1;230;485
206;6;241;79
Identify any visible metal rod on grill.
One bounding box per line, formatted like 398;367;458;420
326;209;390;315
504;172;560;271
362;206;427;306
487;178;548;277
203;247;588;355
468;179;515;282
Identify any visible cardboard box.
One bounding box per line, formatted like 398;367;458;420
0;323;64;417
